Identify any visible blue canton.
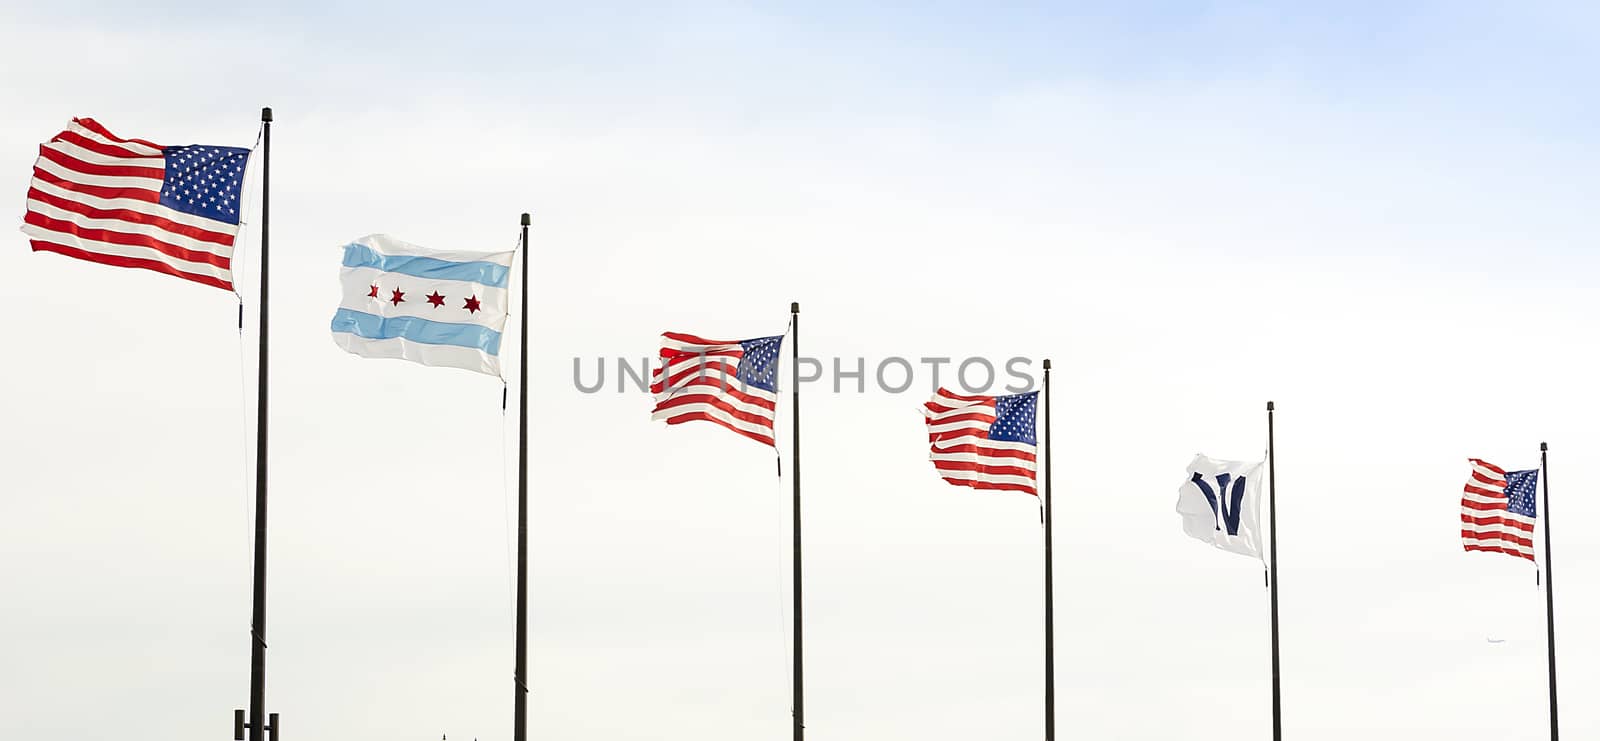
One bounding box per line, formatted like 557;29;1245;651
159;144;250;225
988;391;1038;445
1505;469;1539;518
737;336;784;392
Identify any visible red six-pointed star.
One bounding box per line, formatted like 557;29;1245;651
463;295;482;314
390;288;406;306
426;291;446;307
368;284;380;298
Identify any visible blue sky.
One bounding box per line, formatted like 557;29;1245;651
2;3;1597;740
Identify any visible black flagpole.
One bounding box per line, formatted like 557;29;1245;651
1541;441;1558;740
790;301;804;741
1267;401;1280;741
1042;360;1055;741
235;106;278;741
514;213;531;741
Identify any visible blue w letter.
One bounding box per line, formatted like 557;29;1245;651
1189;472;1247;536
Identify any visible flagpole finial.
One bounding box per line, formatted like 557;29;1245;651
1541;441;1548;451
1043;358;1051;371
261;107;272;122
520;212;531;226
791;301;799;314
1267;400;1275;411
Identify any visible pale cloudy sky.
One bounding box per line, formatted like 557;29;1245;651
1;2;1597;740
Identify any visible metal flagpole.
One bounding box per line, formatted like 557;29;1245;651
235;106;278;741
1541;441;1558;740
514;213;532;741
1267;401;1280;741
790;301;804;741
1042;360;1055;741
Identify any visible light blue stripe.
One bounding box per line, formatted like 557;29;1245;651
341;243;510;288
330;308;502;355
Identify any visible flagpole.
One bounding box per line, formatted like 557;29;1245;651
1541;441;1558;740
235;106;277;741
1266;401;1280;741
1042;359;1055;741
513;213;531;741
790;301;804;741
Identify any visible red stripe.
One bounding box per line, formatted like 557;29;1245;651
652;393;777;428
1468;459;1507;475
32;164;159;204
29;240;231;291
1459;534;1529;550
940;476;1036;496
1463;543;1534;561
660;331;738;347
1460;498;1511;512
928;441;1035;463
38;143;165;181
1463;483;1505;498
52;128;159;160
926;410;997;427
24;212;231;269
657;411;774;447
931;387;993;403
27;186;235;246
1460;513;1533;532
1469;471;1505;486
932;459;1036;479
73;118;164;151
651;374;776;410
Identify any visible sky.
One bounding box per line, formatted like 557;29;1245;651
1;2;1597;739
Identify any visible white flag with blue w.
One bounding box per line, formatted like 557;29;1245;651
1176;454;1265;559
330;234;516;376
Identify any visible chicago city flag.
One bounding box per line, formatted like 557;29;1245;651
330;234;515;376
1176;454;1265;558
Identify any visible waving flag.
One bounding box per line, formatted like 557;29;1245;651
650;332;783;446
1177;454;1265;559
21;118;250;291
330;234;516;376
1461;459;1538;561
921;388;1038;495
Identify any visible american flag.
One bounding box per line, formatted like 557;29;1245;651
21;118;251;291
650;331;784;447
1460;458;1538;561
922;388;1038;495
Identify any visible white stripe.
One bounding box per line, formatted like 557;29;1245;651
331;332;499;376
67;121;163;156
21;224;232;283
655;354;742;381
1470;464;1507;483
42;139;166;169
338;266;510;329
934;468;1036;488
925;419;999;437
350;234;514;266
651;401;775;436
33;154;165;192
28;176;241;235
26;198;233;259
1460;508;1535;527
929;433;1037;454
924;405;995;424
661;336;741;354
1462;521;1536;539
653;379;777;418
929;451;1037;471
